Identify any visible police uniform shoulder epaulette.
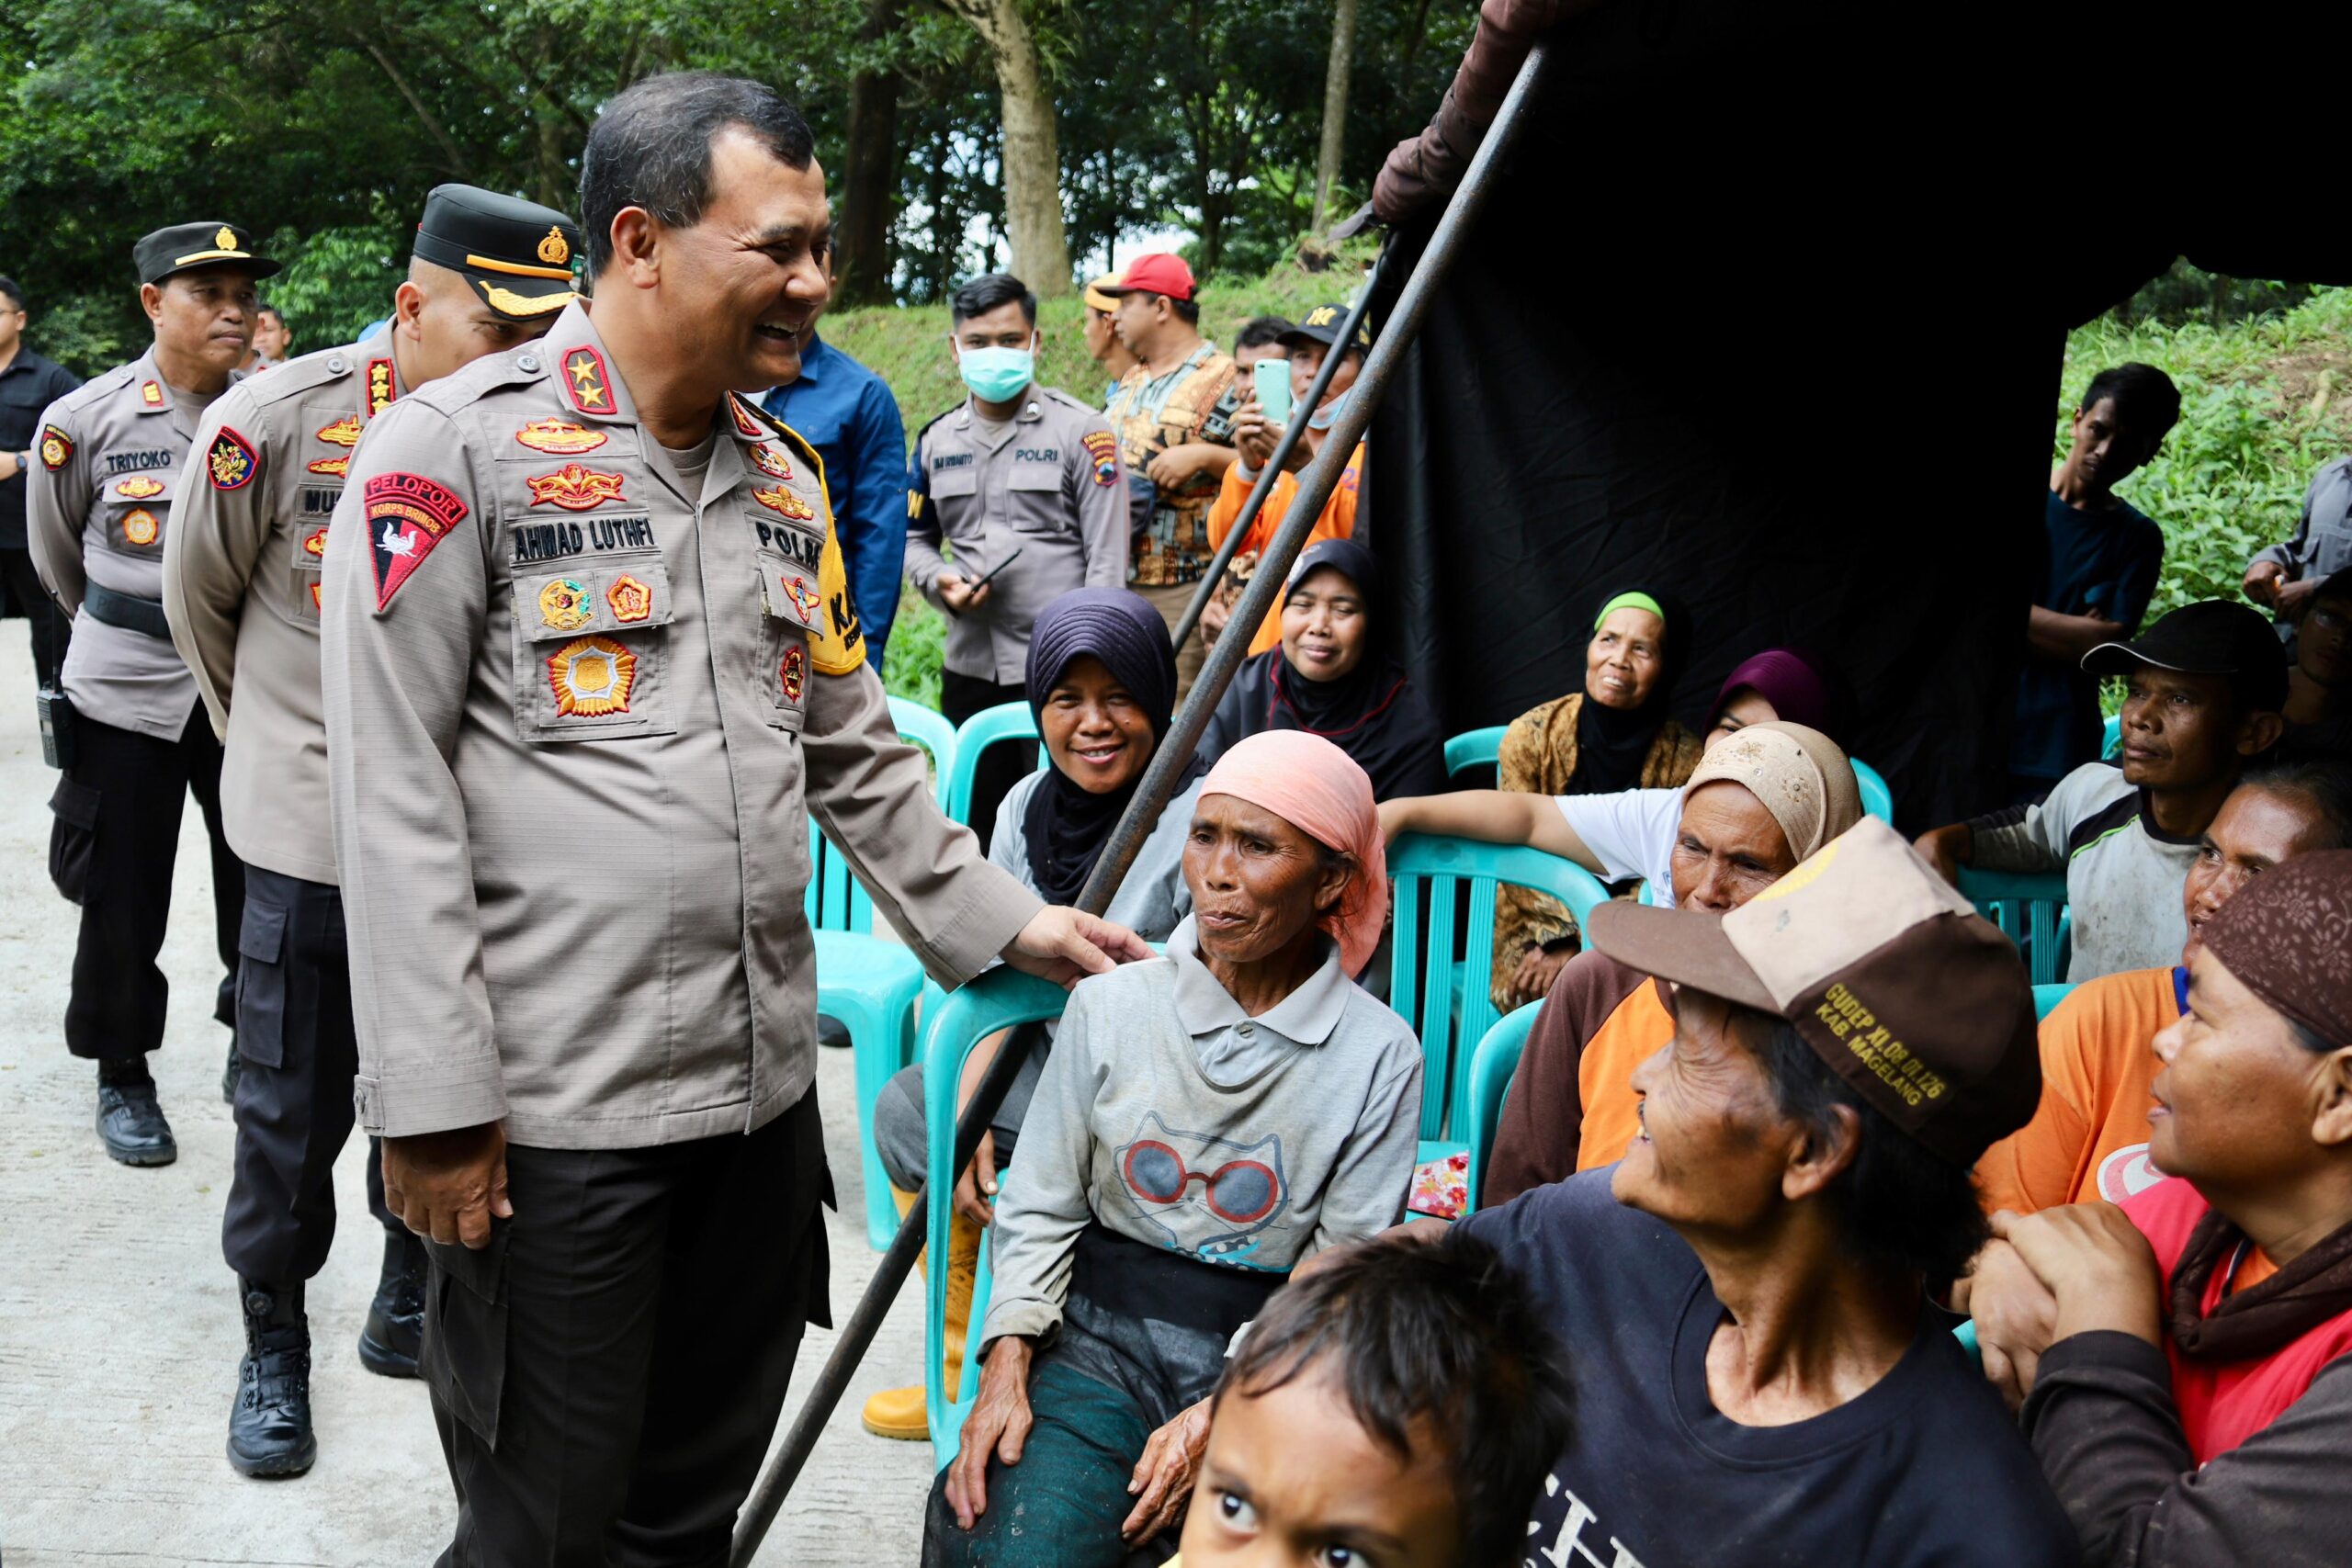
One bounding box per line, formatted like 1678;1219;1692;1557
232;344;359;408
412;340;551;415
1037;387;1099;417
910;405;967;456
51;360;140;417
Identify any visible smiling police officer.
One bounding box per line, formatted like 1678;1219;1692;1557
164;186;583;1480
905;272;1128;845
28;221;276;1168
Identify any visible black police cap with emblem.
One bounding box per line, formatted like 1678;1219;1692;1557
1277;301;1371;355
410;184;583;322
133;222;282;288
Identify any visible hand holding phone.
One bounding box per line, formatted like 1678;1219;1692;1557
1252;358;1293;428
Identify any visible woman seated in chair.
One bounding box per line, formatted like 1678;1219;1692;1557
1385;642;1846;1008
1475;722;1863;1206
862;586;1211;1441
927;730;1423;1567
1198;539;1447;804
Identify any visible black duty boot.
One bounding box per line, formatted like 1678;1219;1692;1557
229;1280;317;1477
220;1035;242;1104
96;1059;176;1167
357;1230;426;1379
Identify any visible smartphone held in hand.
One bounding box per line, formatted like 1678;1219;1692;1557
1252;357;1293;427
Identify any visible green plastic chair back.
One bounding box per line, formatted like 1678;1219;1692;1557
1443;726;1509;779
1464;1003;1540;1216
889;695;959;808
944;702;1048;824
921;968;1070;1465
1850;759;1895;825
2103;714;2122;760
2034;981;2077;1021
1387;833;1611;1147
1957;865;2071;986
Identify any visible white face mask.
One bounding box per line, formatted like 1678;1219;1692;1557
955;333;1038;402
1306;385;1351;432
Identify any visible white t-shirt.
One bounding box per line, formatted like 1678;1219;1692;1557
1555;788;1684;908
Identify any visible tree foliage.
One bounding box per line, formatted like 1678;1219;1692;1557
1;0;1472;369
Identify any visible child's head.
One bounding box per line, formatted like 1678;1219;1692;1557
1180;1229;1573;1568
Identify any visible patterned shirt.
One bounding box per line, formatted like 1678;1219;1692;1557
1105;342;1244;586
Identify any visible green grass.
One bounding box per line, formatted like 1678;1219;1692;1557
852;249;1372;703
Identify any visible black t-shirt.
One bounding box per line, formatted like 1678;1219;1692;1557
1457;1171;2076;1568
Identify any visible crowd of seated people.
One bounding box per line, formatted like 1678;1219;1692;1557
901;348;2352;1565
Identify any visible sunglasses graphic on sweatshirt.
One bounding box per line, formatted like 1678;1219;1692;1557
1114;1114;1292;1267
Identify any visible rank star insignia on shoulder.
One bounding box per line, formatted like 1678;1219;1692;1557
141;380;164;409
560;347;612;413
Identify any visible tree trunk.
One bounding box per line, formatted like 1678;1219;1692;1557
836;0;905;306
952;0;1072;296
1312;0;1361;232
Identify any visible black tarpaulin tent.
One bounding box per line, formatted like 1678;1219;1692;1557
1363;0;2352;826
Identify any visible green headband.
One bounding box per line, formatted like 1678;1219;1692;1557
1593;591;1665;632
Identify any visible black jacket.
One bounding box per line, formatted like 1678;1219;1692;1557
1;348;84;549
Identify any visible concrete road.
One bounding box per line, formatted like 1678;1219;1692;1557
0;635;936;1563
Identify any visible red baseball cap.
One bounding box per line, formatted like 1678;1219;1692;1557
1103;253;1196;302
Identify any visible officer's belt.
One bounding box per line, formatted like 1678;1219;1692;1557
82;581;173;640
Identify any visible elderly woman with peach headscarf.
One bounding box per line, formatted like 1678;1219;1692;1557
926;730;1423;1568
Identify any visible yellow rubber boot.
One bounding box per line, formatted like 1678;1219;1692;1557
860;1189;982;1440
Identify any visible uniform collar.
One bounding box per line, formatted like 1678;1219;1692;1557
1166;916;1352;1047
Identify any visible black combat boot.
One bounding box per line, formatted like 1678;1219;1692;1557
220;1035;242;1104
96;1057;176;1167
228;1280;317;1477
357;1230;426;1378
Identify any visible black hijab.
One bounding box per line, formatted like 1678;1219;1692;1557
1237;539;1447;801
1571;584;1686;793
1020;587;1202;906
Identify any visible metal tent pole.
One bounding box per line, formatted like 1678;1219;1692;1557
1167;258;1386;651
729;37;1553;1564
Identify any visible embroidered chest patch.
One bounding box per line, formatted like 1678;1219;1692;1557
751;483;815;522
526;463;628;512
114;476;164;500
514;418;607;455
315;414;364;448
121;508;161;547
547;636;636;716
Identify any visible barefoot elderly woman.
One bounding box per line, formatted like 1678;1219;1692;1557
928;730;1423;1566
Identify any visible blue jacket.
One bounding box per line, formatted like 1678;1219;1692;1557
759;333;907;669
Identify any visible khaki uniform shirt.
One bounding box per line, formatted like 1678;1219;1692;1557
904;389;1130;684
164;334;406;885
321;301;1041;1150
28;348;225;739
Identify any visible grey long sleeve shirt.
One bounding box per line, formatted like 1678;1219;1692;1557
980;915;1422;1349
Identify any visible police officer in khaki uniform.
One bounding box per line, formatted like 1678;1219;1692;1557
28;221;277;1167
318;74;1144;1561
164;186;583;1481
905;271;1129;846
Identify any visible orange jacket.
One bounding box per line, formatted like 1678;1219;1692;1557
1204;441;1363;656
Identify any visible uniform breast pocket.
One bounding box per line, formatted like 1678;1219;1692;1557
289;503;337;624
1006;464;1069;531
510;558;678;742
102;465;179;555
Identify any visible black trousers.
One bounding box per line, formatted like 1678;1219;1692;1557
47;702;241;1062
0;547;70;689
941;670;1031;855
424;1089;833;1567
222;867;396;1285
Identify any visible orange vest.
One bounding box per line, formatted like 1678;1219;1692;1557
1575;979;1677;1170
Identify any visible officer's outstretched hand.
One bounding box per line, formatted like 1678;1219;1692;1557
1001;907;1151;989
382;1122;514;1250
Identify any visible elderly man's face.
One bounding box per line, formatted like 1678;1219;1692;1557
1612;987;1794;1230
658;129;831;392
1670;781;1797;914
1184;794;1349;969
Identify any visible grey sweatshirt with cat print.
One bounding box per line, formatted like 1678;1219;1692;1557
979;916;1424;1350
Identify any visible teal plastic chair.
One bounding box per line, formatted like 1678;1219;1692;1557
921;968;1070;1464
1958;865;2071;987
2103;713;2122;760
944;702;1048;825
815;700;959;1250
1850;760;1895;825
888;695;959;807
1463;1004;1540;1216
2034;981;2077;1021
1443;725;1509;779
1388;834;1611;1179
